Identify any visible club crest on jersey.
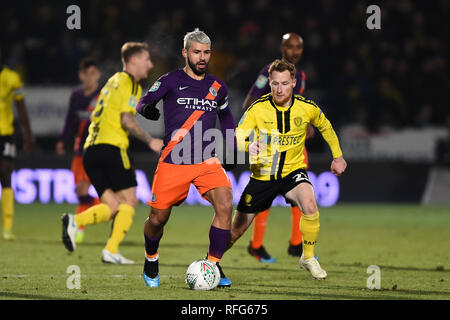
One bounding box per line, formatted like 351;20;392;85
245;194;252;205
294;117;303;127
209;86;217;97
149;81;161;92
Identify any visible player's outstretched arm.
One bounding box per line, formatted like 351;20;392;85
331;156;347;176
121;112;163;153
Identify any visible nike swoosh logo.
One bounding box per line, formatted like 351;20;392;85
179;86;189;90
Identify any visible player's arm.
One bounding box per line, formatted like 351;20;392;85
309;104;347;175
13;84;34;154
136;76;170;120
217;92;238;170
242;69;270;111
242;94;259;111
56;93;77;155
15;99;34;153
236;108;260;155
120;112;163;153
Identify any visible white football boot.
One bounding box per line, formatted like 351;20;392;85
61;213;77;252
299;255;327;280
102;249;135;265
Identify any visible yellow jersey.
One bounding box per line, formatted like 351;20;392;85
0;66;25;135
84;71;142;150
237;93;342;181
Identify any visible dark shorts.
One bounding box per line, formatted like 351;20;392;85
83;144;137;197
237;168;312;214
0;135;16;160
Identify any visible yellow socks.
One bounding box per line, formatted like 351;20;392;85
300;212;320;259
74;203;111;227
1;188;14;232
105;204;135;254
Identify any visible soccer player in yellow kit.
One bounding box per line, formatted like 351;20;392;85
243;33;314;262
61;42;163;264
226;59;347;279
0;58;34;240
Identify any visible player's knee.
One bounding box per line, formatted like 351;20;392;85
125;196;138;208
104;199;120;215
217;200;233;216
149;212;168;229
302;199;318;214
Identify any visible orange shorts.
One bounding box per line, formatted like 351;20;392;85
149;158;232;210
71;155;90;185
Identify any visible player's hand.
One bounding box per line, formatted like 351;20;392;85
331;156;347;176
23;134;35;154
149;138;164;153
142;103;160;120
248;138;266;156
56;141;65;156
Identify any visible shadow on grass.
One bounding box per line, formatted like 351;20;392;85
0;291;59;300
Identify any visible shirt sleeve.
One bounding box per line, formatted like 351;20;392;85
309;102;343;159
248;66;270;98
119;78;138;115
59;92;77;142
216;85;236;151
136;73;171;114
236;107;257;152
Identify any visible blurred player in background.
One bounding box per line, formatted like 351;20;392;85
0;49;34;240
61;42;163;264
56;57;102;244
137;28;236;288
242;32;314;262
226;59;346;279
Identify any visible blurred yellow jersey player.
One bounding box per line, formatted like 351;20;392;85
84;71;142;150
237;93;342;181
0;64;34;240
61;42;163;264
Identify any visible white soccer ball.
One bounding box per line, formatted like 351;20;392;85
185;259;220;290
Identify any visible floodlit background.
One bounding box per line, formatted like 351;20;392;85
1;0;450;204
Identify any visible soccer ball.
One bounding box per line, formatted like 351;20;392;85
185;259;220;290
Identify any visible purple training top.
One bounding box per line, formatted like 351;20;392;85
137;69;236;165
59;85;101;155
248;63;306;98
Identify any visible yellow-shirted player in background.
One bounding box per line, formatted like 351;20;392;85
223;59;347;280
61;42;163;264
0;50;34;240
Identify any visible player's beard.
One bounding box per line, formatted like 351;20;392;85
273;91;293;107
188;57;208;76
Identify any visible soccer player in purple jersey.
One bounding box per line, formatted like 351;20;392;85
56;57;102;244
137;28;236;288
242;33;315;263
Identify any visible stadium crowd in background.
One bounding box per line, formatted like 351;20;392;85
1;0;449;133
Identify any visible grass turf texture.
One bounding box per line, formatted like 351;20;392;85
0;203;449;300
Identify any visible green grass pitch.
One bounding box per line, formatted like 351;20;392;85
0;203;449;300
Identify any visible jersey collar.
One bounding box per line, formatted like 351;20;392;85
269;93;295;111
